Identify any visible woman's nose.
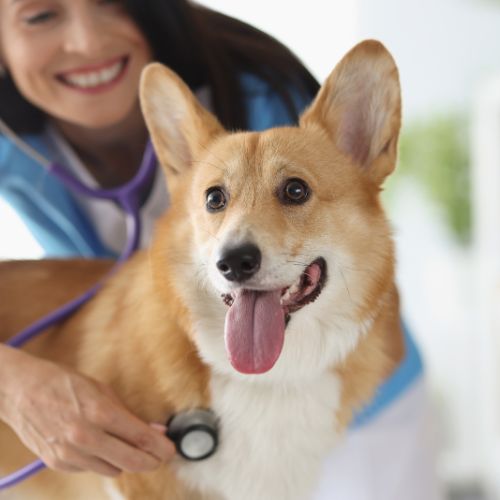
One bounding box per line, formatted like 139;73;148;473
62;12;107;56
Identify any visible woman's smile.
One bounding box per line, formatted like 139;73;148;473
56;55;129;94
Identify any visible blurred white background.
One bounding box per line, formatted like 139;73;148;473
2;1;500;498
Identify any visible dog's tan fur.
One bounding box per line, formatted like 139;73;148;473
0;40;404;499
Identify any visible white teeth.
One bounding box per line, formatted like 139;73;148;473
62;60;124;89
280;278;302;305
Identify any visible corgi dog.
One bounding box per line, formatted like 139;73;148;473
0;40;404;500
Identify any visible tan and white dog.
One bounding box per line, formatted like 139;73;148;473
0;40;404;499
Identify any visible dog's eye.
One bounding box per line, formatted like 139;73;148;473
206;187;227;212
279;178;310;205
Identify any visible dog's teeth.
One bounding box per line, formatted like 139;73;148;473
280;279;301;304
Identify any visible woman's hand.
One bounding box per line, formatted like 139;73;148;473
0;346;175;476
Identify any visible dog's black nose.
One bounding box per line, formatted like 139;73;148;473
216;244;261;282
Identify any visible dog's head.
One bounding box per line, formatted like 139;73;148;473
140;40;401;381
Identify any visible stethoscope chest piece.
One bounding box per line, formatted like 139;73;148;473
166;409;219;461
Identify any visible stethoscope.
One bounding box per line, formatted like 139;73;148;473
0;119;219;490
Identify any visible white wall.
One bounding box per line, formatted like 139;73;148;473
358;0;500;119
197;0;359;84
200;0;500;120
472;77;500;499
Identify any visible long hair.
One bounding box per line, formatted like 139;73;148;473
0;0;319;133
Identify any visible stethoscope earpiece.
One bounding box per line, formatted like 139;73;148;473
166;409;219;461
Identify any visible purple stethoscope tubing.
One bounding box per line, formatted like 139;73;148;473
0;138;157;489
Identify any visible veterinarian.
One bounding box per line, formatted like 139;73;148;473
0;1;442;498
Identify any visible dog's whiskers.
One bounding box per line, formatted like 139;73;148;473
339;264;370;275
286;260;309;269
336;264;352;303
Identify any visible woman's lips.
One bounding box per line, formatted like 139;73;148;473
56;56;129;94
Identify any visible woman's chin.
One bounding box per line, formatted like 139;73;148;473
51;99;143;134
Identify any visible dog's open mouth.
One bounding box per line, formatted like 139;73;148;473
222;258;327;375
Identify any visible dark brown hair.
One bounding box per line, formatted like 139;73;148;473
0;0;319;133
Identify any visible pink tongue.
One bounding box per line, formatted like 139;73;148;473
224;290;285;374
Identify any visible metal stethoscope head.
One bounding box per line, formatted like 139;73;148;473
167;409;219;461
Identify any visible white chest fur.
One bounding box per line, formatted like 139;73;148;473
177;371;341;500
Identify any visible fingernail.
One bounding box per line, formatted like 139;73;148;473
149;422;167;434
149;422;176;459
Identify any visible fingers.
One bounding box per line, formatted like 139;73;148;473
38;407;173;475
105;409;175;464
75;428;165;473
36;415;171;475
89;388;175;464
149;423;167;434
43;442;122;477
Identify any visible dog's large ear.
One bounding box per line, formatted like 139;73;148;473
139;63;223;179
300;40;401;185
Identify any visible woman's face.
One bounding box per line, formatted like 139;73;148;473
0;0;152;129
